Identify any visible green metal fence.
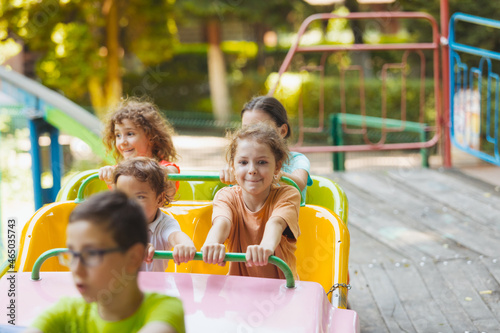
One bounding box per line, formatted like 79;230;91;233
331;113;430;171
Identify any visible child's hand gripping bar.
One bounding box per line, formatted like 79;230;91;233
30;249;295;288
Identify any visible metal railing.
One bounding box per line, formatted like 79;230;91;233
30;249;296;288
268;12;441;165
449;13;500;165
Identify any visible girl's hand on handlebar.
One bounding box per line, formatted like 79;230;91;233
201;243;227;266
98;166;115;187
219;165;237;185
245;245;273;267
172;244;196;265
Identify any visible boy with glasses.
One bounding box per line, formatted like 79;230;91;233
24;191;185;333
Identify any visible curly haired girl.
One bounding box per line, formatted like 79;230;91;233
99;97;180;194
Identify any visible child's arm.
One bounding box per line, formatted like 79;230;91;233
281;169;308;192
219;164;237;185
145;243;155;264
99;165;116;187
165;165;179;174
246;216;287;267
168;231;196;265
201;216;231;265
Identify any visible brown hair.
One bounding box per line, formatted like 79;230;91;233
113;157;172;206
226;123;289;171
69;191;148;249
103;97;178;163
241;96;292;139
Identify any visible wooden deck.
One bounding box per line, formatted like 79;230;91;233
323;168;500;333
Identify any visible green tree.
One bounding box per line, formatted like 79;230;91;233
178;1;314;122
398;0;500;50
0;0;178;118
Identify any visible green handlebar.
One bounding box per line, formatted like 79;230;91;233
167;173;302;201
76;172;303;204
75;174;100;203
154;251;295;288
31;249;296;288
31;248;67;280
168;172;221;182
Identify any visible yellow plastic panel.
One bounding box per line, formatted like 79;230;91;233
295;205;350;303
164;203;228;276
15;201;76;272
306;175;349;225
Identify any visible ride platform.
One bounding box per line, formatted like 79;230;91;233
334;167;500;333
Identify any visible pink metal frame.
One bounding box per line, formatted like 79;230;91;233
296;52;329;142
340;65;365;136
268;12;442;154
440;0;452;167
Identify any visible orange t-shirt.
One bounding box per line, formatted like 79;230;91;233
212;185;300;279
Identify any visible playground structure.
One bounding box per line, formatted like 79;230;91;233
268;12;442;166
449;13;500;166
0;66;109;210
266;8;500;171
330;113;431;171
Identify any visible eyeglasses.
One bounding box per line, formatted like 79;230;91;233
58;247;123;267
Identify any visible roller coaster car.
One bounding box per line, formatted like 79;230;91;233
0;173;358;332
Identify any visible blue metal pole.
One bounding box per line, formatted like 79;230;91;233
29;118;43;210
49;126;62;202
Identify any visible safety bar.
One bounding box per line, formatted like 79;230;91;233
30;249;295;288
75;172;304;204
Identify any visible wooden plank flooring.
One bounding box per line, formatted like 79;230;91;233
323;168;500;333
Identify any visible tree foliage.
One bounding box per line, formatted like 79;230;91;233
178;0;314;31
0;0;178;118
175;0;314;121
398;0;500;51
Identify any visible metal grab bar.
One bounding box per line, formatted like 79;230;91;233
30;249;295;288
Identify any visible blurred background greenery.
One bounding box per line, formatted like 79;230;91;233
0;0;499;228
0;0;498;126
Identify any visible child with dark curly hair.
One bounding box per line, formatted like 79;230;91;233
114;157;196;272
